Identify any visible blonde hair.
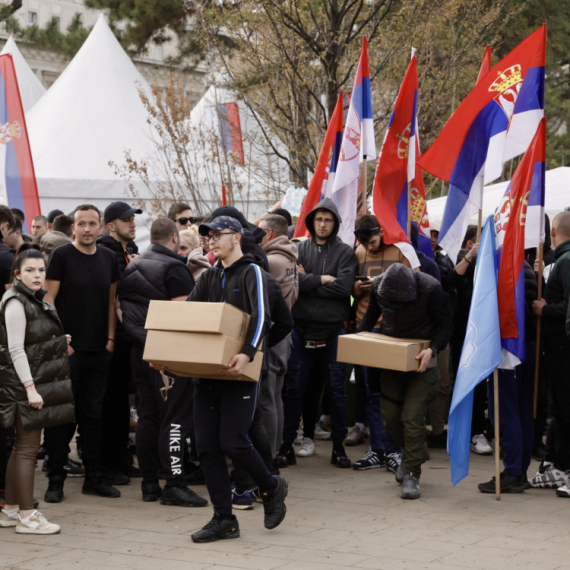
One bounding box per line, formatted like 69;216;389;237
179;228;200;250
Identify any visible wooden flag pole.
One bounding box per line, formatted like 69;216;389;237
493;368;501;500
477;208;483;242
533;242;544;418
407;180;412;239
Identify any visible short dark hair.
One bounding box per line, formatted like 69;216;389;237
461;225;478;249
53;214;73;237
11;217;22;232
0;205;15;229
167;203;192;220
263;214;288;237
355;214;381;232
10;208;25;223
11;244;44;282
151;217;178;245
33;215;48;225
73;204;101;222
272;208;292;226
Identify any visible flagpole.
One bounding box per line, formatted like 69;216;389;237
533;242;544;418
477;209;483;242
407;181;412;239
493;368;501;500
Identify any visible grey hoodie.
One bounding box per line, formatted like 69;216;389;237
293;198;357;340
263;234;299;310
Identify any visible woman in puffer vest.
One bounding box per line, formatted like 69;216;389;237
0;245;74;535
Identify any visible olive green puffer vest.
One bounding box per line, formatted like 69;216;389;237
0;279;75;430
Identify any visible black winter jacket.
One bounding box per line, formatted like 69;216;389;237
188;253;270;360
266;272;294;348
293;198;357;340
0;280;74;430
97;234;139;276
358;263;454;353
119;245;194;346
542;239;570;339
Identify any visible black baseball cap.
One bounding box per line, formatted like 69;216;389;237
198;216;243;236
104;201;142;224
47;209;64;224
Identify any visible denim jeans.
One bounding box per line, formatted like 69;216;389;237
282;329;348;445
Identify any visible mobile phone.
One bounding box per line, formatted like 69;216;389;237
355;275;371;281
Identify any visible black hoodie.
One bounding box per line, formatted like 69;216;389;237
293;198;357;340
187;253;270;360
97;234;139;276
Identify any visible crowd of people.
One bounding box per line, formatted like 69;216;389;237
0;197;568;542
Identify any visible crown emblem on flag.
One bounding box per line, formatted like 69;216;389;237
488;65;523;94
397;124;411;159
519;191;529;226
410;187;426;222
0;120;21;145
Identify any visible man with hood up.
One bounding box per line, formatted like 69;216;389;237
278;198;357;468
358;263;453;499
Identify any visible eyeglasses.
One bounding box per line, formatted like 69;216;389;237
354;227;381;243
174;216;197;225
205;231;236;244
315;217;335;225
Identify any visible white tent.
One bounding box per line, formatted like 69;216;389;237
427;167;570;229
26;15;157;245
187;80;291;219
1;36;46;113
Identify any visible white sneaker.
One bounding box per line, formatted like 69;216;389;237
16;511;61;535
530;464;569;489
556;483;570;497
0;509;18;527
471;434;493;455
297;437;315;457
314;425;331;441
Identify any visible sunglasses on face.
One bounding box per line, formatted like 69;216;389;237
354;227;381;243
175;216;197;225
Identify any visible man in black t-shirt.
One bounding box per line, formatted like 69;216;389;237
43;204;121;502
119;218;206;506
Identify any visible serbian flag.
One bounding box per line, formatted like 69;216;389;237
328;36;376;244
0;54;40;232
494;117;546;366
420;25;546;263
217;102;244;166
372;52;426;263
294;92;344;238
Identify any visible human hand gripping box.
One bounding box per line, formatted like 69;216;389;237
337;332;437;372
143;301;263;382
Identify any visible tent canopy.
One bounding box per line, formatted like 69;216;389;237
427;167;570;229
1;36;46;113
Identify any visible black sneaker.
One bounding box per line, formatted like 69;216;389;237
82;479;121;498
160;485;208;507
276;443;296;467
119;464;142;478
65;458;85;477
353;449;386;470
261;476;288;530
44;480;64;503
531;443;547;462
331;445;351;468
478;470;525;494
141;481;162;502
191;514;240;543
107;472;131;486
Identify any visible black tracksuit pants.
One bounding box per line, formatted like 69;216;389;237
132;343;192;486
193;378;277;516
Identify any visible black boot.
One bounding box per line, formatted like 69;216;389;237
261;476;288;529
191;514;240;543
141;481;162;502
45;480;64;503
276;443;296;467
82;478;121;498
331;445;351;468
160;485;208;507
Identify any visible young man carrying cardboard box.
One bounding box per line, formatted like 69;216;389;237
188;216;288;543
358;263;453;499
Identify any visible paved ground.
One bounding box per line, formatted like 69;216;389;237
3;440;569;570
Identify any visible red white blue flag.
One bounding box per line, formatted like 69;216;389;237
494;117;546;366
0;54;40;232
294;92;344;238
328;37;376;244
217;102;244;166
420;26;546;263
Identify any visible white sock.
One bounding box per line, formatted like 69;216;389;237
4;508;18;515
20;511;37;522
355;422;366;432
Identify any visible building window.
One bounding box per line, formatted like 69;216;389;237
28;12;37;26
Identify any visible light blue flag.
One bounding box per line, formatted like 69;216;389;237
447;215;502;486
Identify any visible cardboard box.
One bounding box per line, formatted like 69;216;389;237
143;301;262;382
337;332;437;372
